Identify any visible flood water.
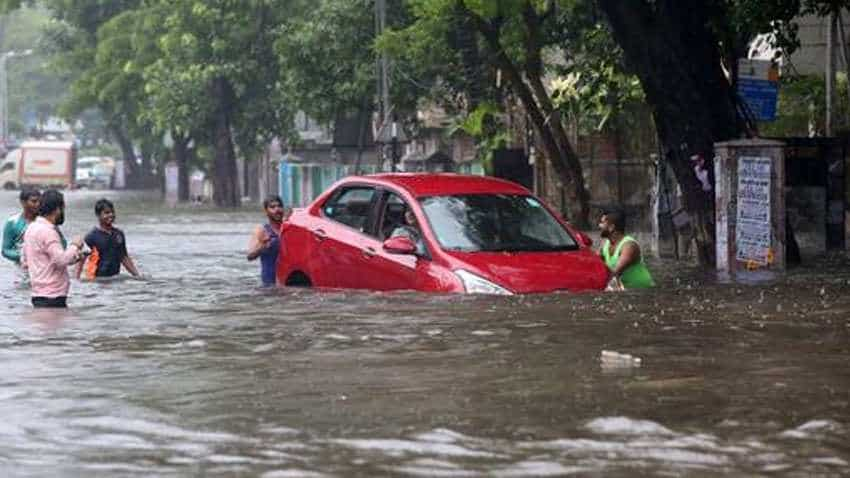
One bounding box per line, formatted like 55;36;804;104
1;190;849;477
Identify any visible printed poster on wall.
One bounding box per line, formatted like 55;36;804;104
736;156;772;264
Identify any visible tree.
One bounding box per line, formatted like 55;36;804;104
387;0;592;224
0;7;70;137
37;0;156;187
144;0;293;207
597;0;850;264
597;0;748;264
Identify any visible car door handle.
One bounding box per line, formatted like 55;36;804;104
312;228;328;241
362;246;377;258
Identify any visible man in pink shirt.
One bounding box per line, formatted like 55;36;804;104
22;190;84;308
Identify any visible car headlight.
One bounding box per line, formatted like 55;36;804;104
454;270;513;295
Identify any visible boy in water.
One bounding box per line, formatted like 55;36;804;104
77;199;140;279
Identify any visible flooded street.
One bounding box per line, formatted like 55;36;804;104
1;190;849;477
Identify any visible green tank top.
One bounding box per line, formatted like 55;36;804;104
601;235;655;289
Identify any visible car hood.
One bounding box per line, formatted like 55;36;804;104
445;248;609;293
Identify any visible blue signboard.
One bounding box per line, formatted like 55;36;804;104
737;77;778;122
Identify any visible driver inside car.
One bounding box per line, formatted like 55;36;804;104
390;209;426;256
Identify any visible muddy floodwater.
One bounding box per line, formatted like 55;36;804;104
1;190;849;477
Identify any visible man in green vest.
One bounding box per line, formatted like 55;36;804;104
3;188;41;265
598;210;655;289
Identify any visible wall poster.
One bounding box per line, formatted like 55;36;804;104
736;156;772;264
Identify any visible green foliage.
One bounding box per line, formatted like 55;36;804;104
275;0;378;124
550;9;645;134
0;6;70;136
143;0;293;156
758;74;850;137
80;142;120;158
451;102;508;174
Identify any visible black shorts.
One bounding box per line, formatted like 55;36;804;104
32;296;68;308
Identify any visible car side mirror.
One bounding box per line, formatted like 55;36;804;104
576;231;593;247
383;236;417;255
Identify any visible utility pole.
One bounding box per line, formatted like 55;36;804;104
0;50;33;146
375;0;389;125
826;12;837;136
0;55;7;145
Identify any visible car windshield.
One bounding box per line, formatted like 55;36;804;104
419;194;578;252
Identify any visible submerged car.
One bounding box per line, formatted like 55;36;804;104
276;174;609;294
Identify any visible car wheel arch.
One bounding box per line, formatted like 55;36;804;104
285;271;312;287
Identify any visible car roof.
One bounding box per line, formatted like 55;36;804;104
349;173;530;197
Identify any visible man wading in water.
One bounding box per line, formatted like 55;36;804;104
21;190;85;308
2;188;41;266
598;210;655;290
247;195;286;286
76;198;141;279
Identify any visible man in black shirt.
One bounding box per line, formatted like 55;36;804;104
77;199;141;279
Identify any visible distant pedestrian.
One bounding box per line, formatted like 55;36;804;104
597;210;655;290
247;195;286;286
77;198;140;279
21;190;85;308
690;154;712;193
2;187;41;265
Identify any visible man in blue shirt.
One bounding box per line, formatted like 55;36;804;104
78;198;141;278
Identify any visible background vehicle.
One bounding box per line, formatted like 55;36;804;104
0;141;77;190
75;156;115;189
277;173;609;294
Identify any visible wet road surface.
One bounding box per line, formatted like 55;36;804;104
1;190;849;477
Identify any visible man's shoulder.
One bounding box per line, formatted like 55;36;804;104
85;227;102;241
24;219;52;239
4;213;21;225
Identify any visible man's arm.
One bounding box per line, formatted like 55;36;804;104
117;231;140;277
121;256;141;277
246;225;270;261
612;241;640;278
1;219;19;262
44;232;82;267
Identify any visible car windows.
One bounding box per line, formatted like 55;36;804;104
420;194;578;252
379;192;427;256
323;187;376;232
0;162;14;172
379;193;407;239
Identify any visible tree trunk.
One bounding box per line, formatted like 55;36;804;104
599;0;745;265
172;133;191;202
460;3;591;225
108;123;141;188
210;77;240;208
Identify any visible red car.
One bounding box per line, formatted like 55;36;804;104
276;174;609;294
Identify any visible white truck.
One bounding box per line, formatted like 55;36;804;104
0;141;77;190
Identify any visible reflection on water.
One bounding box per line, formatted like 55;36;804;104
0;190;849;476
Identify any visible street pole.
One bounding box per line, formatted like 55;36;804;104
0;54;7;144
391;115;398;172
0;50;33;145
826;12;836;136
375;0;389;125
